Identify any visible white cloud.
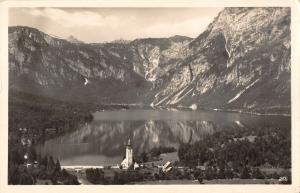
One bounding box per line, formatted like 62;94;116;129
12;8;222;42
26;8;124;28
139;17;212;38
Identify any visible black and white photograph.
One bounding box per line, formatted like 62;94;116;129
1;0;299;190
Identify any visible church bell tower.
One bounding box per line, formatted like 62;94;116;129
125;138;133;167
121;138;134;169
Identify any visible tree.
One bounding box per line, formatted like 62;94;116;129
240;166;251;179
28;146;37;162
9;148;24;165
8;164;19;184
194;169;202;179
60;169;80;185
205;167;215;180
113;171;129;184
37;153;42;164
41;155;48;168
18;172;34;185
140;152;148;163
154;173;159;181
178;143;190;163
158;169;166;180
55;159;61;172
86;168;104;184
218;168;225;179
95;169;104;184
47;156;55;176
218;164;226;179
224;166;234;179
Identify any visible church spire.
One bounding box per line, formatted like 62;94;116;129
127;138;131;147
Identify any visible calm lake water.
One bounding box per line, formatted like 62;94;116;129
36;109;290;166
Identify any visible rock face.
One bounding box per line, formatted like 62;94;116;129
151;7;291;114
9;26;192;104
9;7;291;114
9;27;151;103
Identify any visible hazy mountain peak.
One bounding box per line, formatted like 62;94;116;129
169;35;193;42
109;38;131;44
67;35;84;44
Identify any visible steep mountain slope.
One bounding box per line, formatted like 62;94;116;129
152;7;291;114
9;26;191;104
9;27;142;103
9;7;291;114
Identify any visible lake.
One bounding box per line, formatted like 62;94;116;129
35;109;291;166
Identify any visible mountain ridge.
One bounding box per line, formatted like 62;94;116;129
150;7;290;114
8;7;291;114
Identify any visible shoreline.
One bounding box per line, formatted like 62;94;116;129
96;104;291;117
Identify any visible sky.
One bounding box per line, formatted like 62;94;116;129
9;7;223;43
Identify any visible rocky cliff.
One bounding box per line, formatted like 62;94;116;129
9;26;192;104
9;7;291;114
151;7;291;114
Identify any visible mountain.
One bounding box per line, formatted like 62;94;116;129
109;39;131;44
8;7;291;114
67;35;84;44
8;26;191;104
9;26;151;103
151;7;291;114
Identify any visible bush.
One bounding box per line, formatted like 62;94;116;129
271;172;280;179
198;176;204;184
252;168;265;179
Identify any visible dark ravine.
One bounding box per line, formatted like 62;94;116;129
9;7;291;114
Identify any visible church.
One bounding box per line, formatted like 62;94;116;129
121;139;139;170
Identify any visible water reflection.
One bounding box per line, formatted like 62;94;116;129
36;109;290;166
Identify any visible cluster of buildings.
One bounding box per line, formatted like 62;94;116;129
120;138;173;172
64;138;173;174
